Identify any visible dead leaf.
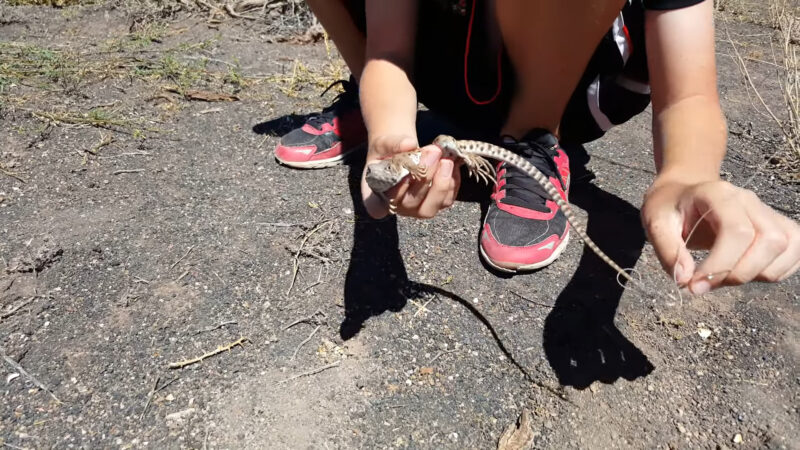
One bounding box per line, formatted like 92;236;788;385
419;367;434;376
498;409;536;450
184;90;239;102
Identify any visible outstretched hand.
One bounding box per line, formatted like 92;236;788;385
361;134;461;219
641;175;800;295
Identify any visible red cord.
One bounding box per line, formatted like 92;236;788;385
464;0;503;106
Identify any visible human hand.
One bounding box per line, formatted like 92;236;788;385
641;175;800;295
361;134;461;219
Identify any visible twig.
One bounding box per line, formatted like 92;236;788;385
0;165;26;183
112;169;145;175
428;349;458;364
276;360;341;384
175;269;190;282
0;348;60;403
724;21;798;156
509;291;554;309
140;376;179;420
193;320;238;335
224;3;260;20
168;337;248;369
287;220;331;295
170;245;195;270
98;151;152;159
291;325;321;360
1;297;34;320
85;133;114;156
3;443;27;450
282;309;326;331
252;222;304;227
140;376;160;421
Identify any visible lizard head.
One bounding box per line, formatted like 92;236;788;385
433;135;462;158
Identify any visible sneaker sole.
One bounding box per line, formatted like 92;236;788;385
480;231;571;273
274;144;365;169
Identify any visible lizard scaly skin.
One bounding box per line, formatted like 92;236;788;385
364;134;635;284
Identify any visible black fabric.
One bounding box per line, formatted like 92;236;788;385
643;0;705;10
485;132;569;248
497;131;565;212
344;0;704;141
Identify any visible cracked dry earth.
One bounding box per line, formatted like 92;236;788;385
0;4;799;450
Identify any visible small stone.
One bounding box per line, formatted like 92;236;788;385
677;424;687;434
733;434;743;444
165;408;196;429
165;394;175;402
698;328;713;340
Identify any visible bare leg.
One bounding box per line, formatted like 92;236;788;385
306;0;366;79
496;0;626;138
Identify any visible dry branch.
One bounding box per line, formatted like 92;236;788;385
168;337;248;369
276;360;340;384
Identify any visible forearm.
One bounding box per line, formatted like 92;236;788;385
360;59;418;144
652;94;727;183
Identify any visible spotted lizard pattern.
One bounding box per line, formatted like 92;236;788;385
364;134;635;284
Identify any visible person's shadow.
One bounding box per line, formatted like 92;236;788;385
253;114;653;388
541;143;654;389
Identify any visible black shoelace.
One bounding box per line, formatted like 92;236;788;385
306;78;359;128
497;140;561;213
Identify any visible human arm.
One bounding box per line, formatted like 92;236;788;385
359;0;460;219
641;0;800;293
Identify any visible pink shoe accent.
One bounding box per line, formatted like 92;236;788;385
553;149;571;188
274;144;317;163
301;119;338;136
480;225;569;266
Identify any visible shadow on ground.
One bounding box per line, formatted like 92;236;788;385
252;116;654;389
542;143;654;389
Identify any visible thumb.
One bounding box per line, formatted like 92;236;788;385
643;207;696;285
360;135;419;219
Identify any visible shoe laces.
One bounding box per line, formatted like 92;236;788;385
305;77;359;128
496;137;561;213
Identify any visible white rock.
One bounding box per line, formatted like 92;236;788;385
166;408;196;429
697;328;713;340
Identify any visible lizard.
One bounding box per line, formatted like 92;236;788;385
364;134;636;285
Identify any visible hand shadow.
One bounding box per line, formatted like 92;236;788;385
542;143;655;389
337;111;493;339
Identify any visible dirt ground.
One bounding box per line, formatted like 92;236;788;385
0;2;798;449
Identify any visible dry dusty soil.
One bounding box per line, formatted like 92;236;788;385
0;3;798;449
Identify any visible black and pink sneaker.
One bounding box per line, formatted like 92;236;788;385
274;76;367;169
480;130;571;272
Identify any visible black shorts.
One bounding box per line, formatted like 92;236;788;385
346;0;652;144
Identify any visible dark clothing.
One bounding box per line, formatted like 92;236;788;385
346;0;707;142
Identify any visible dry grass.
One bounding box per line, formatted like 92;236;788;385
770;1;799;157
6;0;98;5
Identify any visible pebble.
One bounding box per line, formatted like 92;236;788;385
733;434;743;444
165;408;196;429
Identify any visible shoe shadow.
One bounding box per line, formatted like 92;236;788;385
541;143;654;389
252;113;317;137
